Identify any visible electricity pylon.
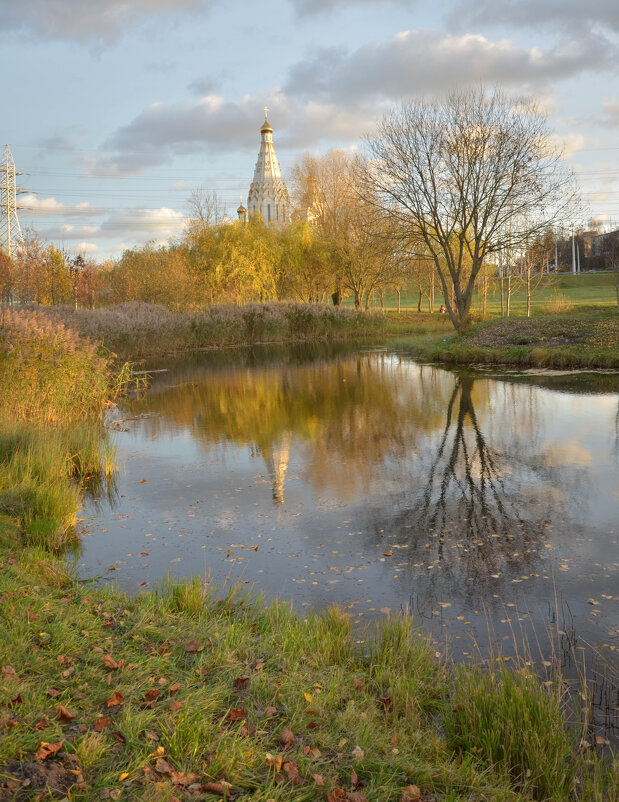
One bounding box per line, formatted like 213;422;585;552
0;144;27;259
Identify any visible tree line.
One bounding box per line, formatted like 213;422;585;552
3;87;615;330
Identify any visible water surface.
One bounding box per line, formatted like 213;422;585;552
78;343;618;727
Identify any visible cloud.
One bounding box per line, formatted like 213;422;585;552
448;0;619;34
75;242;100;254
19;194;102;215
286;29;617;104
600;98;619;127
99;207;185;238
187;76;221;96
0;0;214;44
291;0;416;15
92;91;372;175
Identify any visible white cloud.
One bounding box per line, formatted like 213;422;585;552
92;91;372;175
75;242;100;254
601;98;619;127
99;207;185;238
0;0;215;44
548;132;591;158
19;194;102;215
286;29;617;103
448;0;619;34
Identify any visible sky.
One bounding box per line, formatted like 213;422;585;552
1;0;618;260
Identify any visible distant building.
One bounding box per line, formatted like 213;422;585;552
242;108;290;226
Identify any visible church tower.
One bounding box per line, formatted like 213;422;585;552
247;108;290;227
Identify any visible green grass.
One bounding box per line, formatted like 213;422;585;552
372;272;617;315
390;308;619;369
0;302;616;800
1;523;615;801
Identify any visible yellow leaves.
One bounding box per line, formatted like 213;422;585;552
118;772;130;782
265;753;282;772
303;692;313;703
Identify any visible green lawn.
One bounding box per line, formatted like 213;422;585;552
371;272;617;315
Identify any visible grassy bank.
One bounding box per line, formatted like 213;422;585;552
0;308;616;800
397;308;619;369
36;302;388;359
1;519;616;801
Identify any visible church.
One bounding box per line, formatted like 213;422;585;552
237;108;290;227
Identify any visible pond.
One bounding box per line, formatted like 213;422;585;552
78;341;619;731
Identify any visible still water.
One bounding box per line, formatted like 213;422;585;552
79;342;618;708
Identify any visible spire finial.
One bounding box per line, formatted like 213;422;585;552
264;105;269;118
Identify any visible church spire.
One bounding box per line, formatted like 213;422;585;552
247;110;290;227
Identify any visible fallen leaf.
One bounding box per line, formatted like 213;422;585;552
587;599;600;605
278;727;294;747
595;735;610;746
112;730;126;744
57;705;75;724
93;717;111;731
351;768;358;787
118;772;130;781
34;717;50;730
303;692;313;703
380;696;393;711
265;753;283;772
145;689;160;702
106;691;125;707
233;675;250;690
311;773;324;786
34;739;65;761
155;758;174;775
184;639;202;653
327;790;347;801
200;781;232;796
10;694;23;707
352;745;364;762
139;478;148;483
103;655;126;671
401;785;421;801
228;707;246;721
264;706;277;716
383;551;393;556
348;793;369;802
283;761;302;784
169;701;183;712
169;682;181;693
352;678;365;691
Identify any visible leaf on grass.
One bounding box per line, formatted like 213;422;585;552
169;682;181;694
184;639;202;653
57;705;75;724
112;730;126;744
103;655;126;671
283;761;302;785
401;785;421;801
311;774;324;786
380;696;392;711
118;772;130;782
326;790;347;801
34;739;65;761
233;675;250;690
171;770;200;786
595;735;610;746
303;692;313;703
10;694;23;707
352;678;365;691
228;707;246;721
106;691;125;707
350;768;358;787
351;746;364;762
6;719;18;728
145;689;159;702
253;660;265;671
34;717;50;730
93;717;111;731
154;758;174;776
265;753;283;772
200;781;232;796
278;727;294;747
348;793;369;802
169;701;183;712
264;706;277;717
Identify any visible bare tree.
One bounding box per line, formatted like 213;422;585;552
186;187;226;230
363;87;578;331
